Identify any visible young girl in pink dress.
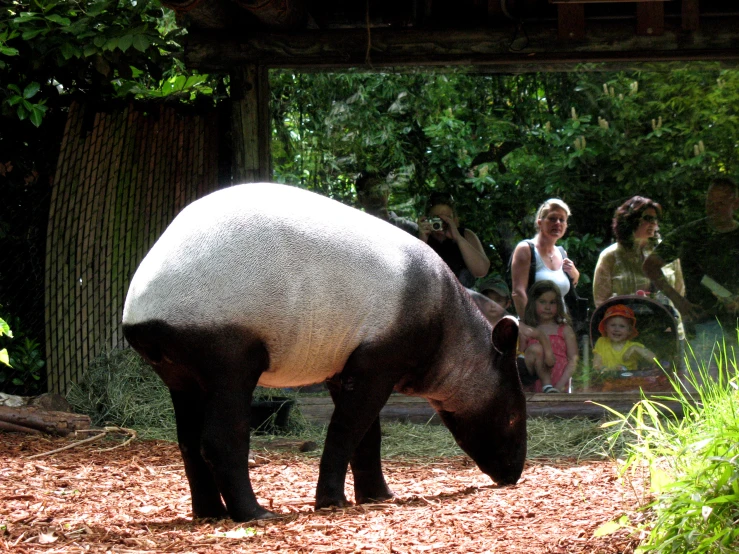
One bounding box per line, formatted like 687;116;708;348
520;280;579;393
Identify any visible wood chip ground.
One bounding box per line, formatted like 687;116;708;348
0;433;647;553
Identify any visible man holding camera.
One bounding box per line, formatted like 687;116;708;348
418;192;490;287
643;177;739;374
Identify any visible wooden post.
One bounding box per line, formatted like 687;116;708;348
682;0;700;31
230;65;271;184
557;4;585;41
636;1;664;37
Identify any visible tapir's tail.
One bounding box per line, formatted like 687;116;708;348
122;320;173;365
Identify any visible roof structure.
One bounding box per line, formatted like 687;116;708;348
160;0;739;71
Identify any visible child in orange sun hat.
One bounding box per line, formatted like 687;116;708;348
593;304;657;372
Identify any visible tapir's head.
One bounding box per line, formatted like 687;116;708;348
436;316;526;485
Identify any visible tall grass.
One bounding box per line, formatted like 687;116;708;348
602;334;739;553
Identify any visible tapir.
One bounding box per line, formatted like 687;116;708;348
121;182;526;522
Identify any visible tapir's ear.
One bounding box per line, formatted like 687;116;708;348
492;316;519;354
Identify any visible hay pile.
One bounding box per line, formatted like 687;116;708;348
66;350;307;440
66;349;176;440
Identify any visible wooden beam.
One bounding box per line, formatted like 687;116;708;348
551;0;671;3
296;392;684;425
488;0;503;18
185;19;739;71
229;65;271;183
636;0;664;36
682;0;700;31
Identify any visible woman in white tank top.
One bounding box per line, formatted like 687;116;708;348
510;198;581;318
533;247;571;297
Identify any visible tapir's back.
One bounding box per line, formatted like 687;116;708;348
123;183;445;386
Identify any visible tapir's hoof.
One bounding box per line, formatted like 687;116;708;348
192;501;228;520
356;490;395;505
314;495;351;510
230;505;279;522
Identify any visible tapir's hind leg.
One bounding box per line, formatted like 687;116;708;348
196;338;275;522
162;332;276;523
170;389;228;519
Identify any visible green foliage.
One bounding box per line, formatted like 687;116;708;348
7;337;44;385
0;312;44;393
0;316;12;367
270;65;739;290
0;0;221;126
601;333;739;553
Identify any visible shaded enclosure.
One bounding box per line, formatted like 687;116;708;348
44;101;227;393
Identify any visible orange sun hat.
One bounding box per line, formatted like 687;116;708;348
598;304;639;339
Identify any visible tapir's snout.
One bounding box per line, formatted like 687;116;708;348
438;396;527;487
479;443;526;485
473;419;526;485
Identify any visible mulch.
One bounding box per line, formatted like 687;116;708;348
0;432;648;553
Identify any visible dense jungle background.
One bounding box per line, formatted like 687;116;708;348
269;67;739;279
2;1;739;394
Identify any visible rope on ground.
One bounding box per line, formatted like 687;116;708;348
25;426;138;459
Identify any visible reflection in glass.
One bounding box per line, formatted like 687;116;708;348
270;64;739;395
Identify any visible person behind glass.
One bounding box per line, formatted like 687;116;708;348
593;196;685;308
468;280;557;388
593;304;657;373
477;275;512;311
418;192;490;288
355;172;418;235
519;280;579;393
643;177;739;372
510;198;580;318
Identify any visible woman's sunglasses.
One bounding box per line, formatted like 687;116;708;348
641;214;659;223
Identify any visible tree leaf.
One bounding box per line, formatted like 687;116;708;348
22;82;40;99
45;15;71;26
60;42;80;60
593;520;623;537
117;34;133;52
21;29;46;40
30;106;45;127
132;34;149;52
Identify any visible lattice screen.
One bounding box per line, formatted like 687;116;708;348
46;101;226;394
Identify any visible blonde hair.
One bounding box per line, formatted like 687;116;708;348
536;198;571;223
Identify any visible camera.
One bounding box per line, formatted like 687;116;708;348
429;217;444;231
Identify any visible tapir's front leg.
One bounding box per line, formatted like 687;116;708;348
326;378;393;504
316;355;397;509
349;416;394;504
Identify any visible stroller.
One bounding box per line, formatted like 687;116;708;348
585;295;681;393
